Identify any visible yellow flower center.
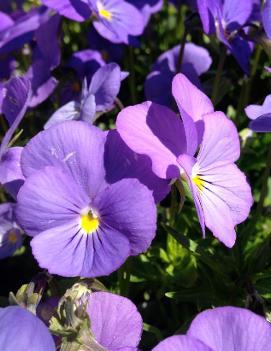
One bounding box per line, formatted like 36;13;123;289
97;1;112;21
80;211;99;234
8;229;18;244
192;175;204;191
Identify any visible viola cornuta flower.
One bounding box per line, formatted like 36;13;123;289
117;73;252;247
0;76;31;198
152;306;271;351
15;121;157;277
245;94;271;132
0;203;22;259
145;42;212;107
89;0;144;44
0;305;55;351
86;291;143;350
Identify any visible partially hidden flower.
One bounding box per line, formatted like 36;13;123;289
117;73;252;247
152;306;271;351
89;0;145;44
145;42;212;107
0;76;31;198
15;121;159;277
0;305;55;351
245;94;271;132
126;0;163;27
0;203;22;259
44;63;128;128
263;0;271;39
86;291;143;350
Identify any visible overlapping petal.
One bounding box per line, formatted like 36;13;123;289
152;335;213;351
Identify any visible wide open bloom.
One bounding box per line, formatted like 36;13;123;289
86;291;143;350
15;121;158;277
45;63;128;128
0;305;55;351
152;306;271;351
197;0;259;73
245;94;271;132
145;42;212;107
117;73;252;247
0;203;22;259
0;76;30;198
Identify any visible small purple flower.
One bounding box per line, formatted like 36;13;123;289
87;291;143;350
89;0;144;44
45;63;128;128
126;0;163;26
117;73;252;247
145;42;212;107
0;305;55;350
197;0;258;73
152;306;271;351
0;203;22;259
15;121;157;277
0;76;31;198
245;94;271;132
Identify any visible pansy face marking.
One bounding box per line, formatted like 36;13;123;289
80;208;100;234
97;1;112;21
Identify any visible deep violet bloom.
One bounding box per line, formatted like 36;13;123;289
0;76;31;198
89;0;144;44
117;73;252;247
0;306;55;351
145;42;212;107
245;94;271;132
45;63;128;128
197;0;258;73
0;203;22;259
152;306;271;351
15;121;158;277
86;291;143;350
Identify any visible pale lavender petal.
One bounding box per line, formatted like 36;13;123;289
223;0;253;28
116;101;186;179
152;335;213;351
40;0;91;22
188;306;271;351
245;95;271;120
44;101;80;129
87;292;143;350
196;0;220;34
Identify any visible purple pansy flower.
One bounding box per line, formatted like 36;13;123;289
45;63;128;128
197;0;258;73
117;73;252;247
126;0;163;26
245;94;271;132
89;0;144;44
15;121;157;277
0;203;22;259
0;76;31;198
0;306;55;351
152;306;271;351
40;0;91;22
86;291;143;350
145;42;212;107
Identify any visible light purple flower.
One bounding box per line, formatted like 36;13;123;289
117;73;252;247
0;76;31;198
0;306;55;351
126;0;163;26
87;291;143;350
89;0;144;44
263;0;271;39
0;203;22;259
40;0;91;22
145;42;212;107
152;306;271;351
15;121;157;277
45;63;127;128
245;94;271;132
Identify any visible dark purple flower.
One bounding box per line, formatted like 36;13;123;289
152;306;271;351
15;121;157;277
0;306;55;350
86;291;143;350
0;203;22;259
0;76;30;198
145;42;212;107
197;0;258;73
245;94;271;132
117;73;252;247
45;63;128;128
89;0;144;44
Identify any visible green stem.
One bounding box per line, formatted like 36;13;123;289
211;47;227;104
118;258;131;297
176;27;188;73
